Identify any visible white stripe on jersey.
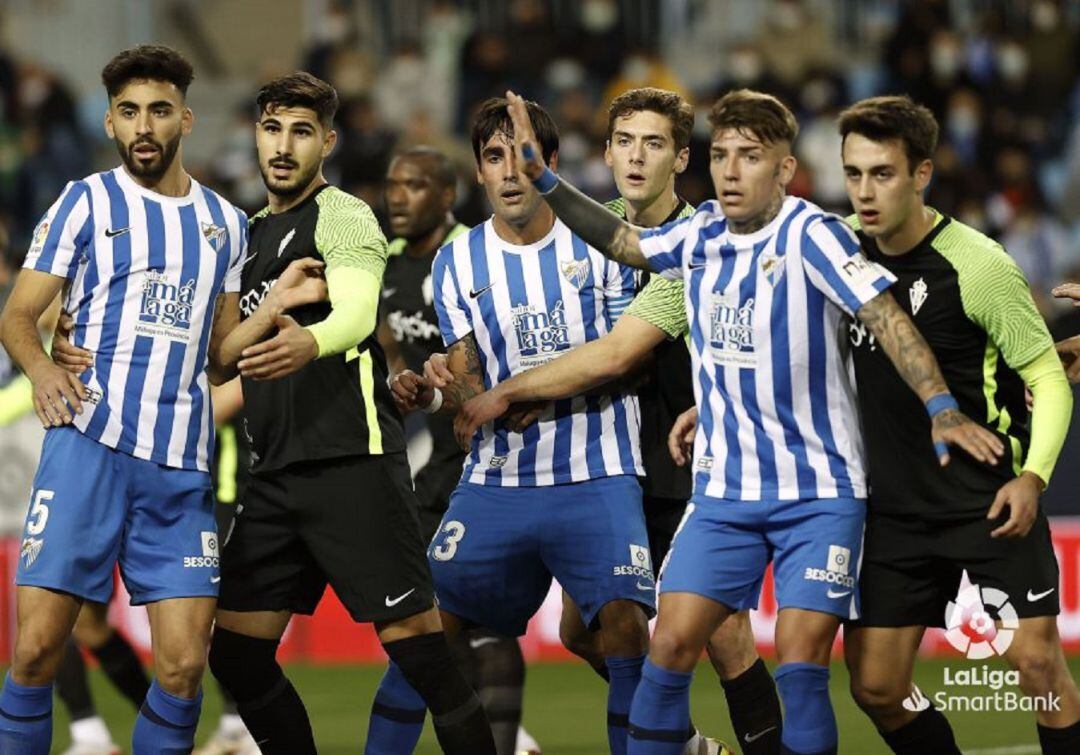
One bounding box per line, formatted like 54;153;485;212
639;196;896;502
23;167;247;472
432;217;643;487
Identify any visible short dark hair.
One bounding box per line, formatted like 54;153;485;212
707;89;799;146
607;87;695;151
838;96;939;173
101;44;194;98
392;146;457;189
256;71;339;128
470;97;558;166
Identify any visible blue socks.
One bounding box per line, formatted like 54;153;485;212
365;661;426;754
627;658;693;755
775;662;836;754
606;654;645;755
132;679;201;754
0;673;52;755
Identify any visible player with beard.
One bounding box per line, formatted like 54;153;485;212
370;147;540;755
0;45;249;753
199;73;495;755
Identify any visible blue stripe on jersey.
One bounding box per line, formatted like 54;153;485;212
66;214;92;280
769;204;818;498
739;239;778;496
537;242;574;483
84;172;132;443
503;250;536;485
640;216;692;273
470;231;510;485
570;235;606;478
71;187;98;352
709;244;744;492
35;182;87;274
432;240;470;346
802;229;865;315
804;282;855;497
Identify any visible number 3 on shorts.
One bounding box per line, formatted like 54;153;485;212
431;520;466;561
26;489;54;536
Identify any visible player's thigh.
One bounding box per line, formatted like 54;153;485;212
659;496;770;613
15;427;126;603
218;471;325;617
1002;616;1072;688
146;596;216;689
774;607;841;666
706;610;759;680
855;509;943;629
215;609;292;641
428;482;551;638
11;585;82;681
72;600;113;648
121;458;218;605
298;453;437;624
559;590;601;659
541;475;655;631
650;591;733;672
843;624;925;708
768;496;865;620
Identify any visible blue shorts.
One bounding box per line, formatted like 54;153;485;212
659;495;865;620
15;427;219;605
428;475;655;637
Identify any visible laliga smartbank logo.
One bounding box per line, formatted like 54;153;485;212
902;572;1060;715
943;571;1018;659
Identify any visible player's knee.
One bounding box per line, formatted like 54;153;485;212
154;647;207;697
648;628;699;672
849;671;907;718
597;601;649;655
11;631;65;684
208;628;282;705
559;618;596;661
1009;645;1059;694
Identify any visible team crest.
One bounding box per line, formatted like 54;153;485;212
201;222;226;252
760;252;785;286
21;537;43;568
560;259;591;290
909;277;928;315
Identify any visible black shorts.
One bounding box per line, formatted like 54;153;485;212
644;494;689;573
218;452;435;623
413;457;464;543
853;508;1060;628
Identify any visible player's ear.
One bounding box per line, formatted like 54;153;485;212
603;140;613;168
778;152;797;187
181;107;194;137
103;109;114;139
913;158;933;194
547;149;558;171
322;128;337;158
674;146;690;175
441;185;456;211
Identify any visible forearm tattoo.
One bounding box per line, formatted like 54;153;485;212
857;292;948;401
443;334;485;411
547;181;648;269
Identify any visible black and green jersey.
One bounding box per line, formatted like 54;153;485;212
848;211;1053;518
240;184;404;474
610;197;696;500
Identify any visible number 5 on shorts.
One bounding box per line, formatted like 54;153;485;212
26;489;55;536
431;520;466;561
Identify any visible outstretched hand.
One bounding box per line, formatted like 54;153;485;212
505;91;545;182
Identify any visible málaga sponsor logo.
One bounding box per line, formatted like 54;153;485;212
902;571;1060;714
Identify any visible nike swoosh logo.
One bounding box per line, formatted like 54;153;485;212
469;283;494;299
827;588;852;599
210;576;221;584
745;726;777;744
688;261;707;270
385;588;416;607
636;581;654;591
105;227;130;238
469;636;500;650
1028;587;1055;602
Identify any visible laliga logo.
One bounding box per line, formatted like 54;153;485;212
943;571;1018;660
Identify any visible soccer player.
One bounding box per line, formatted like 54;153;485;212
0;45;248;753
390;96;654;755
200;73;494;755
370;146;534;755
501;87;1004;755
454;87;780;754
837;96;1080;755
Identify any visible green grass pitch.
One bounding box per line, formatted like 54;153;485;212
35;657;1078;753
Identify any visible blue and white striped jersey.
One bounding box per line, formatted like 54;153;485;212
23;167;247;472
432;217;643;487
640;196;896;501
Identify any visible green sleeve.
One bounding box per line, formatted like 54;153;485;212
624;275;687;339
314;188;388;280
958;251;1053;370
1016;346;1072;485
305;266;381;358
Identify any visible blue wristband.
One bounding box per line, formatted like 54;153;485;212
933;440;949;459
533;166;559;194
925;393;959;419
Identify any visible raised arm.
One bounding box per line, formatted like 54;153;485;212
0;269;87;426
505;91;648;270
856;290;1005;466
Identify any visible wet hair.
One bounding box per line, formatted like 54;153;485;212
838;95;939;173
470;97;559;165
707;89;799;146
256;71;339;128
607;87;695;151
101;44;194;98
